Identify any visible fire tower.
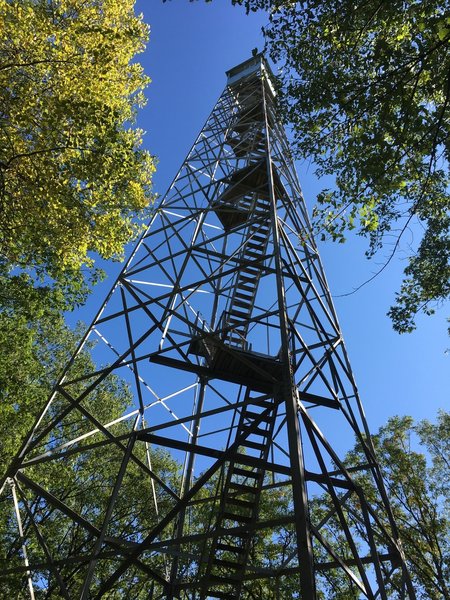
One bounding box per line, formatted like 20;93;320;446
1;56;414;599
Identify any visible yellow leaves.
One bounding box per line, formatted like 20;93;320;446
127;179;147;210
395;23;410;42
0;0;154;285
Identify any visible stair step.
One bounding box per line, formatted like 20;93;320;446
242;425;270;437
228;482;258;495
234;299;252;309
233;467;262;480
226;315;246;323
250;233;267;242
228;334;246;343
227;334;246;343
240;439;267;451
232;302;252;311
239;270;260;279
226;326;246;335
239;271;260;280
228;339;246;347
227;322;245;330
227;336;246;345
228;343;246;350
236;281;257;291
235;285;254;295
233;286;256;296
250;228;267;236
236;279;257;287
245;410;272;422
235;453;267;468
228;309;251;319
217;542;245;555
244;249;261;258
227;336;246;346
246;242;263;250
228;313;248;331
206;591;235;600
234;291;253;301
213;558;245;570
227;326;246;334
226;496;256;509
223;511;253;524
232;294;255;303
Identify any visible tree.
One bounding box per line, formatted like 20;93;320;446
2;305;447;596
0;4;177;595
341;413;450;599
0;312;180;598
0;0;155;309
231;0;450;333
246;413;450;598
185;413;449;598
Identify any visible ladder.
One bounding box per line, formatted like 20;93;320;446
200;391;278;599
223;195;271;350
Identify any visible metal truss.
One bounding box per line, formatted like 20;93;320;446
1;55;415;599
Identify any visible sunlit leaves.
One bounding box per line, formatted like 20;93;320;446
0;0;155;307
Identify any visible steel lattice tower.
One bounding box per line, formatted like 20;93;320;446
1;55;415;599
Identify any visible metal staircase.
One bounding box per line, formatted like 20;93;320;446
222;203;271;350
200;391;278;599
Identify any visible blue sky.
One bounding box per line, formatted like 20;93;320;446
75;1;449;435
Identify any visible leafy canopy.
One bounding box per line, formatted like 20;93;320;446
347;413;450;599
237;412;450;599
232;0;450;332
0;0;155;308
185;412;449;598
0;311;179;598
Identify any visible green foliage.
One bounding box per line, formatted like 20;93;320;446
0;4;169;595
188;414;450;598
233;0;450;332
0;0;155;308
347;413;450;599
0;4;164;594
242;413;450;598
0;311;179;598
